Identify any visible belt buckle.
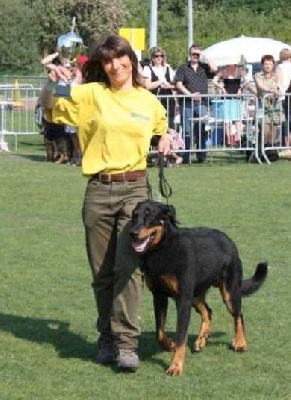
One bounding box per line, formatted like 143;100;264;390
99;173;111;183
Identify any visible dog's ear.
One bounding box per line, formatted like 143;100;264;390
160;204;177;226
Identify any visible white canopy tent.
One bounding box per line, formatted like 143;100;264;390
203;35;291;67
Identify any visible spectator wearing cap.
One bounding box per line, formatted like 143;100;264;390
175;44;217;163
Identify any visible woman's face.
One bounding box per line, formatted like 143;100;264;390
103;55;133;89
262;60;274;74
152;52;164;65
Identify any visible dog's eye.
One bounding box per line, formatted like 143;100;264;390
132;211;138;219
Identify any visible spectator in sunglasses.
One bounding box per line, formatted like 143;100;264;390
143;46;177;129
175;44;217;163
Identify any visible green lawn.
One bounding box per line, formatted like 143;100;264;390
1;136;291;399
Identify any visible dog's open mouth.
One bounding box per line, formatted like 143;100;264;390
131;234;154;253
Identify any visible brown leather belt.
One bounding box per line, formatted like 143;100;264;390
91;170;146;183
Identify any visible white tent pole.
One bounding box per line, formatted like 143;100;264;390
149;0;158;49
188;0;193;50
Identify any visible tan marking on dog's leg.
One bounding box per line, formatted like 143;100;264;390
166;344;186;376
160;274;179;294
193;297;211;351
231;316;248;352
219;283;233;314
219;283;248;352
157;329;175;352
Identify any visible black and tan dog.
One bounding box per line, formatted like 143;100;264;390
129;200;268;376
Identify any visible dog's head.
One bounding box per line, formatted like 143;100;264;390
129;200;177;254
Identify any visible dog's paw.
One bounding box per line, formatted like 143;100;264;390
194;332;210;352
166;362;183;376
230;339;248;352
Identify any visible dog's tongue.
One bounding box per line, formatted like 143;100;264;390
132;236;152;253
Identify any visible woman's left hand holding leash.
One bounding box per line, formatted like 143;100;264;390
158;133;173;156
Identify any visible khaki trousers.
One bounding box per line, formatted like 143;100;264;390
82;176;148;350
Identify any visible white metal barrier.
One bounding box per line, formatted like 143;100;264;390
157;92;291;164
157;92;262;163
0;87;41;150
259;93;291;163
0;86;290;163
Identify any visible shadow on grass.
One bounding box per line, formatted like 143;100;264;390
0;312;96;362
13;153;46;162
17;140;44;148
0;312;228;371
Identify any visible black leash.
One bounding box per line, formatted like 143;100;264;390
157;153;173;203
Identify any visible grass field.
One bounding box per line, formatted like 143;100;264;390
1;135;291;399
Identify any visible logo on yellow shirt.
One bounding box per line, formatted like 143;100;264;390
130;111;150;121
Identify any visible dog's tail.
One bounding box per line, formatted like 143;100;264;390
241;262;268;297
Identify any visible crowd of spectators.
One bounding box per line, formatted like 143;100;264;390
39;44;291;165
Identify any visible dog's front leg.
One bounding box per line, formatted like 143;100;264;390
153;292;175;351
166;297;192;376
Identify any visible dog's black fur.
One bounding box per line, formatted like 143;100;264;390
129;200;268;376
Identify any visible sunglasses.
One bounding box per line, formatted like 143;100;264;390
154;54;164;58
190;52;200;56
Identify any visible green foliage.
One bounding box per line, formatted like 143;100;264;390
158;0;187;17
0;0;39;71
24;0;74;56
69;0;129;50
197;0;286;12
25;0;128;57
124;0;291;67
0;0;290;71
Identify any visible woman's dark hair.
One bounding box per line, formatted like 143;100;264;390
82;34;142;87
261;54;275;64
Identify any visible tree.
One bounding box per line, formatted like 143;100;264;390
25;0;128;56
0;0;39;71
123;0;291;67
71;0;129;49
158;0;186;17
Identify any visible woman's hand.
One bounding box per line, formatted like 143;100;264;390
160;82;173;90
41;53;72;83
157;133;173;155
47;65;72;83
41;52;59;71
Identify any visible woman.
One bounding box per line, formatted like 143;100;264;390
255;54;282;145
64;55;88;166
213;64;248;145
40;34;171;371
143;46;177;129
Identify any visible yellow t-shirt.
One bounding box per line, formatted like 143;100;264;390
52;82;168;175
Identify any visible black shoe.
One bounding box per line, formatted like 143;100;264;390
96;345;116;365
